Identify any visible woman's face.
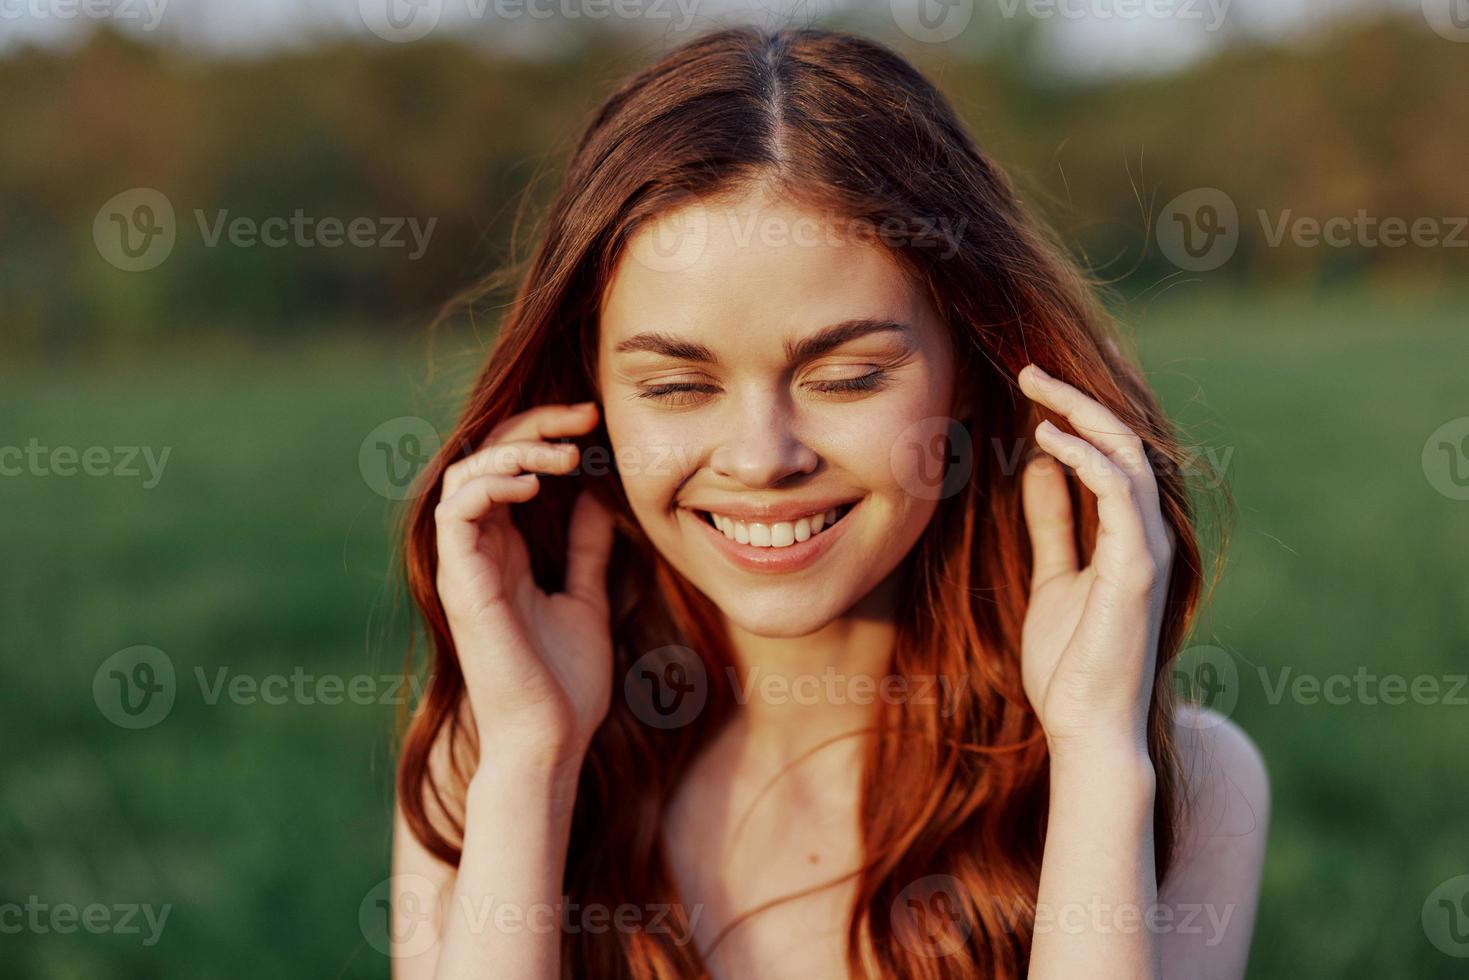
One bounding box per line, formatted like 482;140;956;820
596;188;961;638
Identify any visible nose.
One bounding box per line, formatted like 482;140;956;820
708;399;819;488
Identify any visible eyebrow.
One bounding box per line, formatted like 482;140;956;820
612;318;913;364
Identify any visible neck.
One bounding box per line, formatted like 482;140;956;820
718;565;905;766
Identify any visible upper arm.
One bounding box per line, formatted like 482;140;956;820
1159;706;1271;980
388;723;469;979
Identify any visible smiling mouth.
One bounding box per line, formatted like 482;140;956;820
693;502;857;549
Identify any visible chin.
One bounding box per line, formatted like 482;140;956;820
703;583;851;638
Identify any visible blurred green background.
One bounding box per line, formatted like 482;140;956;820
2;3;1466;977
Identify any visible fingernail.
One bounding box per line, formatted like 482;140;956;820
1026;364;1052;382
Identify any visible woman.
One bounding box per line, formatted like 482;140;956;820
389;24;1269;980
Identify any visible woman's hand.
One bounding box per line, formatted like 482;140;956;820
433;401;616;778
1016;364;1175;758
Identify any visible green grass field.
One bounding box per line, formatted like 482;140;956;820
2;286;1465;978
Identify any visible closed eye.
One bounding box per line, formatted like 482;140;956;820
636;370;890;405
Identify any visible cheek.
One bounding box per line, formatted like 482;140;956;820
841;384;955;498
601;406;703;512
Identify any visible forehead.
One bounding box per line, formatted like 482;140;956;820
598;193;933;353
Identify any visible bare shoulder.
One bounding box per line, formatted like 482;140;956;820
1170;704;1271;850
1156;705;1270;979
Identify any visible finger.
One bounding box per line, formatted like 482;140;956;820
1021;453;1078;591
563;489;615;609
443;439;579;499
1018;364;1156;489
1033;420;1152;565
488;401;600;445
434;472;539;560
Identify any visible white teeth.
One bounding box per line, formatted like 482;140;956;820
705;504;851;549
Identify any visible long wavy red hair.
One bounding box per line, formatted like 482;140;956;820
396;24;1211;979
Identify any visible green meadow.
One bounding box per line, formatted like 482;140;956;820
2;285;1465;978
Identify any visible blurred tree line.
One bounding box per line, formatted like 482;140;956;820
0;13;1463;355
